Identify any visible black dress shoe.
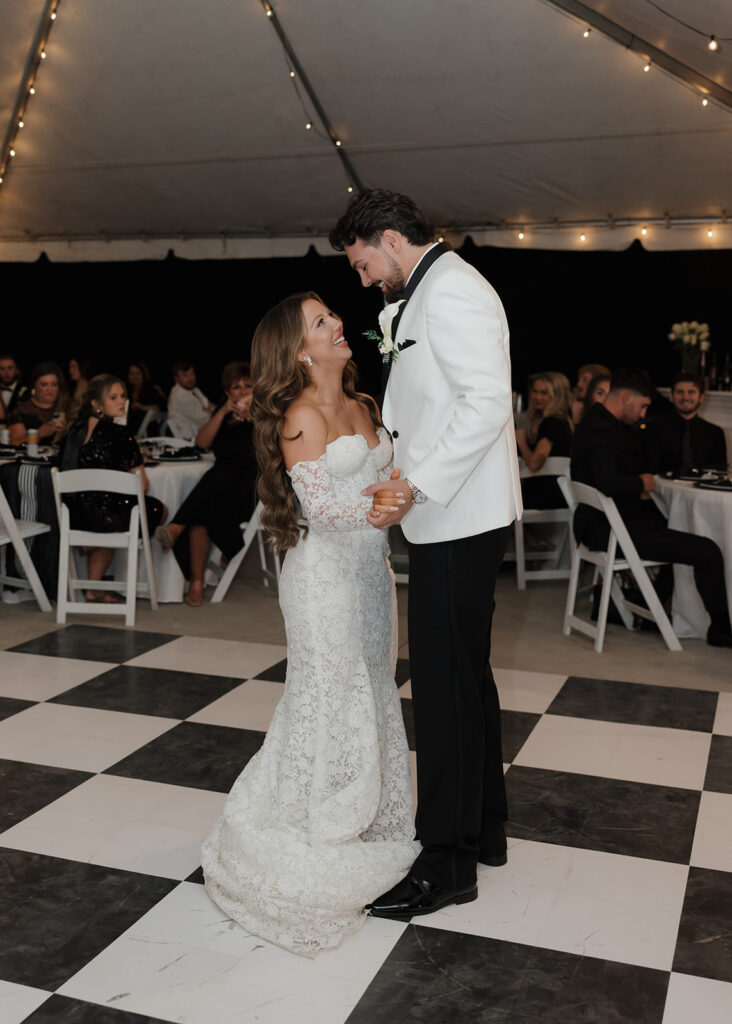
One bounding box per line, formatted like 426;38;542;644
367;874;477;920
478;850;507;867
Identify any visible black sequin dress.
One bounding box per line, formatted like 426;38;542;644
70;418;164;532
172;410;257;578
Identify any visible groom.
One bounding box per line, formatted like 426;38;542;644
329;189;522;919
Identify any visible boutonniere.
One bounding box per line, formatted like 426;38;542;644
363;299;405;363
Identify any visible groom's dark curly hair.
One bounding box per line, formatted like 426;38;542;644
329;188;435;251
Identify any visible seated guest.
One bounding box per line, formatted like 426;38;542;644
155;362;257;607
0;353;29;422
571;367;732;648
516;371;573;508
127;361;166;435
644;373;727;473
68;355;91;415
579;372;612;421
571;362;611;423
167;359;214;439
7;362;70;445
60;374;166;603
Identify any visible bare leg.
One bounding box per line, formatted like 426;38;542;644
85;547;117;602
185;525;211;607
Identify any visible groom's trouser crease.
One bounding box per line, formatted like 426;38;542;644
408;526;509;891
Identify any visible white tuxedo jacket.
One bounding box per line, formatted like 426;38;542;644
382;250;522;544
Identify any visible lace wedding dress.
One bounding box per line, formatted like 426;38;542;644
201;428;419;957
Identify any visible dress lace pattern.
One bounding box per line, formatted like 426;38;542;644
201;429;419;957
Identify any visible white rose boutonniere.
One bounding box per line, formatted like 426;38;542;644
364;299;405;363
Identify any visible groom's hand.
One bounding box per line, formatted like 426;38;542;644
362;469;413;530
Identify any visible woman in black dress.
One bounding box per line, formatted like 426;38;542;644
7;362;70;446
61;374;166;602
515;371;573;509
126;362;166;436
155;361;257;606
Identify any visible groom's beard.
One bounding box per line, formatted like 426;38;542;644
381;253;406;303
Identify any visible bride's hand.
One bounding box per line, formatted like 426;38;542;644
364;468;411;529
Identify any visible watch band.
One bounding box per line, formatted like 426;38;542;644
406;478;428;504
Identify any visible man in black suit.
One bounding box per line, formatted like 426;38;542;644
571;367;732;648
0;353;28;423
644;373;727;473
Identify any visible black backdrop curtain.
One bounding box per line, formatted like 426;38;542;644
4;239;731;404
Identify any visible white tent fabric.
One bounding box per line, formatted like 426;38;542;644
0;0;731;260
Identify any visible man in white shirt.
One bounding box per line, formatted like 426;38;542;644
0;353;29;422
167;361;214;440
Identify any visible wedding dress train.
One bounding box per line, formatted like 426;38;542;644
201;428;419;957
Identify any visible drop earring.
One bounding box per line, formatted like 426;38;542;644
303;355;313;367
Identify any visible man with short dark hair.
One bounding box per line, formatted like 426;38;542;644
330;188;522;918
644;372;727;473
167;360;213;439
0;353;28;422
571;367;732;647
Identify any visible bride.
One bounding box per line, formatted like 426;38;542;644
201;292;419;957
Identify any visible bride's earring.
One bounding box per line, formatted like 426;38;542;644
302;355;313;368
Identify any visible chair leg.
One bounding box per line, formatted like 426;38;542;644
9;536;51;613
630;563;682;653
593;538;617;653
257;530;270;588
515;518;526;590
563;546;582;636
125;511;139;627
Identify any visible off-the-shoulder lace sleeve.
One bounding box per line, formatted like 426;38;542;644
289;456;372;531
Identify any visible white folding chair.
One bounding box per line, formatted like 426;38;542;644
51;468;158;626
558;476;681;653
0;483;52;612
514;456;572;589
137;409;169;438
209;502;281;602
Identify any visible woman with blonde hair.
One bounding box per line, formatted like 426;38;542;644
201;292;418;957
516;370;573;509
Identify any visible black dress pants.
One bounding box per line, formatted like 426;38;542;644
407;526;510;891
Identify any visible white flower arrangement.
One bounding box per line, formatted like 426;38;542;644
364;299;405;362
667;320;711;351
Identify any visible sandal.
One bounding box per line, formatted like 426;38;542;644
155;525;174;551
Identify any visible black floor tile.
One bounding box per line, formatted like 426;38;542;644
395;658;411;687
501;710;541;762
703;734;732;794
401;698;415;750
49;664;244;719
253;657;287;682
104;721;265;793
0;694;35;721
347;926;669;1023
9;625;177;664
0;759;92;832
0;849;176;990
22;994;172;1023
186;865;204;884
505;765;700;863
673;866;732;983
549;676;718;732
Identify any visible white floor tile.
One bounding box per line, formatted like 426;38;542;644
420;839;689;971
690;790;732;873
0;775;225;879
663;972;732;1024
494;667;568;713
0;651;116;701
126;636;288;679
713;691;732;736
0;702;177;772
514;714;711;790
0;980;51;1024
60;881;407;1024
188;679;283;732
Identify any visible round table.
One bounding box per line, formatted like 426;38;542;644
653;476;732;638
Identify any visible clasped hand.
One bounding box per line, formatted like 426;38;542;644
362;468;413;530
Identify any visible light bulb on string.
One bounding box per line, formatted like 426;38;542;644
346;185;353;193
641;226;648;236
702;97;709;107
707;228;714;238
334;139;342;147
305;121;312;130
29;86;35;95
18;121;24;128
643;61;651;72
579;233;587;242
583;28;590;39
289;71;295;78
518;230;525;240
40;50;46;59
708;36;719;52
9;148;15;157
50;11;56;19
438;236;444;243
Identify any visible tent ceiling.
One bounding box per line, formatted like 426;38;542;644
0;0;731;258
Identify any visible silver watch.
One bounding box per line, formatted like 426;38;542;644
406;478;428;504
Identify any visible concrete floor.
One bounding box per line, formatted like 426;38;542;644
2;547;730;693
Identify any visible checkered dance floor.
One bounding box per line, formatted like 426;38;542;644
0;624;731;1023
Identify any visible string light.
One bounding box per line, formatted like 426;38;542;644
702;97;709;107
583;28;591;39
346;185;353;193
334;139;342;146
438;236;444;243
708;35;719;51
0;1;61;191
707;228;714;238
643;61;652;72
518;230;525;240
289;70;295;78
305;121;312;130
579;233;587;242
641;226;648;236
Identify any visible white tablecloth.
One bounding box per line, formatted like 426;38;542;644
654;476;732;638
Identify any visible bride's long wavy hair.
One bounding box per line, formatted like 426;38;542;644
251;291;382;551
